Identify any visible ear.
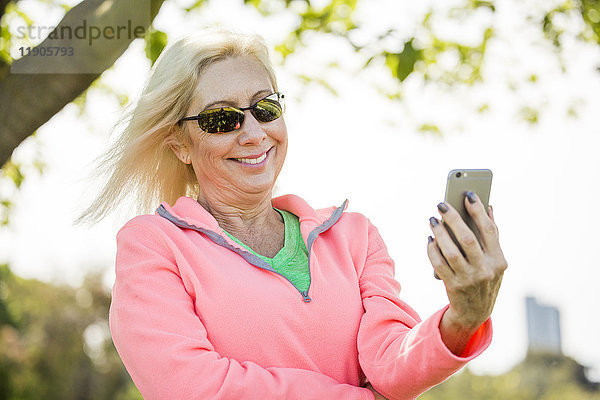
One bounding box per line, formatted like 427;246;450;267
165;129;192;165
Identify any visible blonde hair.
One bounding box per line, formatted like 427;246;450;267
78;29;278;224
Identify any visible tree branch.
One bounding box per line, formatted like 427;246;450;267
0;0;11;20
0;0;166;167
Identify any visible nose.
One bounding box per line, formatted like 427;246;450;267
237;111;267;145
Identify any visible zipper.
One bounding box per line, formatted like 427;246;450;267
300;291;311;302
267;268;312;303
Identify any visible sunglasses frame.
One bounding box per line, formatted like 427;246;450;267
178;92;285;134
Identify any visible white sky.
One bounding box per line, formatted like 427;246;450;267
2;0;600;379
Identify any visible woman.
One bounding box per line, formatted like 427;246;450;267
87;29;507;399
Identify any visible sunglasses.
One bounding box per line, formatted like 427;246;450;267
179;92;285;133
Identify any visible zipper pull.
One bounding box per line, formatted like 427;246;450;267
301;291;311;303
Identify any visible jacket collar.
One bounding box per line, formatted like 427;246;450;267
155;195;348;304
157;194;348;232
158;196;221;231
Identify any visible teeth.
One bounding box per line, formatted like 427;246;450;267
235;153;267;164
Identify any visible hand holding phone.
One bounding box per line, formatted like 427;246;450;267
426;168;507;356
443;169;493;251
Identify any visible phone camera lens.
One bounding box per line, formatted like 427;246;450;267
456;172;462;178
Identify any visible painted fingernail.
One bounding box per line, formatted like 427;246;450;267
437;202;448;213
434;272;441;280
429;217;439;226
466;191;477;204
428;235;434;243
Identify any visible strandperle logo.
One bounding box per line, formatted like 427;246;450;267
15;20;147;46
10;0;151;74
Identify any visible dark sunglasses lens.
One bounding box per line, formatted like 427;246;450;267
198;108;244;133
252;96;283;123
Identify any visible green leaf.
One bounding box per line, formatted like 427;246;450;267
72;88;88;114
519;106;539;124
386;39;422;82
469;0;495;12
297;74;339;96
33;160;46;175
418;123;442;136
275;33;300;59
2;160;25;188
145;29;168;66
1;200;13;226
581;0;600;44
184;0;207;12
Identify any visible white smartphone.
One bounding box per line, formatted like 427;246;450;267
443;169;493;251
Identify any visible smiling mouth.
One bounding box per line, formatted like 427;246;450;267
231;149;270;165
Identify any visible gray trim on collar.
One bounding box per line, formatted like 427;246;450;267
306;199;348;254
156;205;275;272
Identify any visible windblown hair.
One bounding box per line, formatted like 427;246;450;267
78;29;278;224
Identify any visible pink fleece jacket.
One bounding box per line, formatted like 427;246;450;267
109;194;492;400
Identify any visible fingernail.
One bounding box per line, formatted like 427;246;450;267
434;272;441;280
466;191;477;204
428;235;434;243
429;217;439;226
437;202;448;213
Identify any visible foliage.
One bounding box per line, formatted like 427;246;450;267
1;0;599;204
419;354;600;400
581;0;600;43
0;264;141;400
144;28;168;66
0;0;597;140
247;0;494;86
543;0;600;48
0;137;44;226
266;0;359;58
376;14;493;87
1;160;24;189
384;39;422;83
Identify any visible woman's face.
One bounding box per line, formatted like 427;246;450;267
179;56;288;205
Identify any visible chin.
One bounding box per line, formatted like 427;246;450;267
238;176;278;195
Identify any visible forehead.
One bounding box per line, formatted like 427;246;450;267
190;56;274;111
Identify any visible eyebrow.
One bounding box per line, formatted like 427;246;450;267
201;89;273;112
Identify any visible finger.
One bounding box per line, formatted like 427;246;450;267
464;192;501;254
436;201;484;265
427;235;454;281
468;199;509;276
429;216;470;274
427;236;443;280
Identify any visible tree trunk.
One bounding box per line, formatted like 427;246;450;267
0;0;166;167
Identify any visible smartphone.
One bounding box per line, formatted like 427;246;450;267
443;169;493;251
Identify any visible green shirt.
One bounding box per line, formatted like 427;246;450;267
223;209;310;293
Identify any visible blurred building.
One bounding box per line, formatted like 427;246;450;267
526;296;562;355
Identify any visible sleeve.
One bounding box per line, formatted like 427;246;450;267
109;222;374;400
356;221;492;400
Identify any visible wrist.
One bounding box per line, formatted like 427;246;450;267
444;306;484;333
439;307;481;356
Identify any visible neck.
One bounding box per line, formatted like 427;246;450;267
197;190;281;235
